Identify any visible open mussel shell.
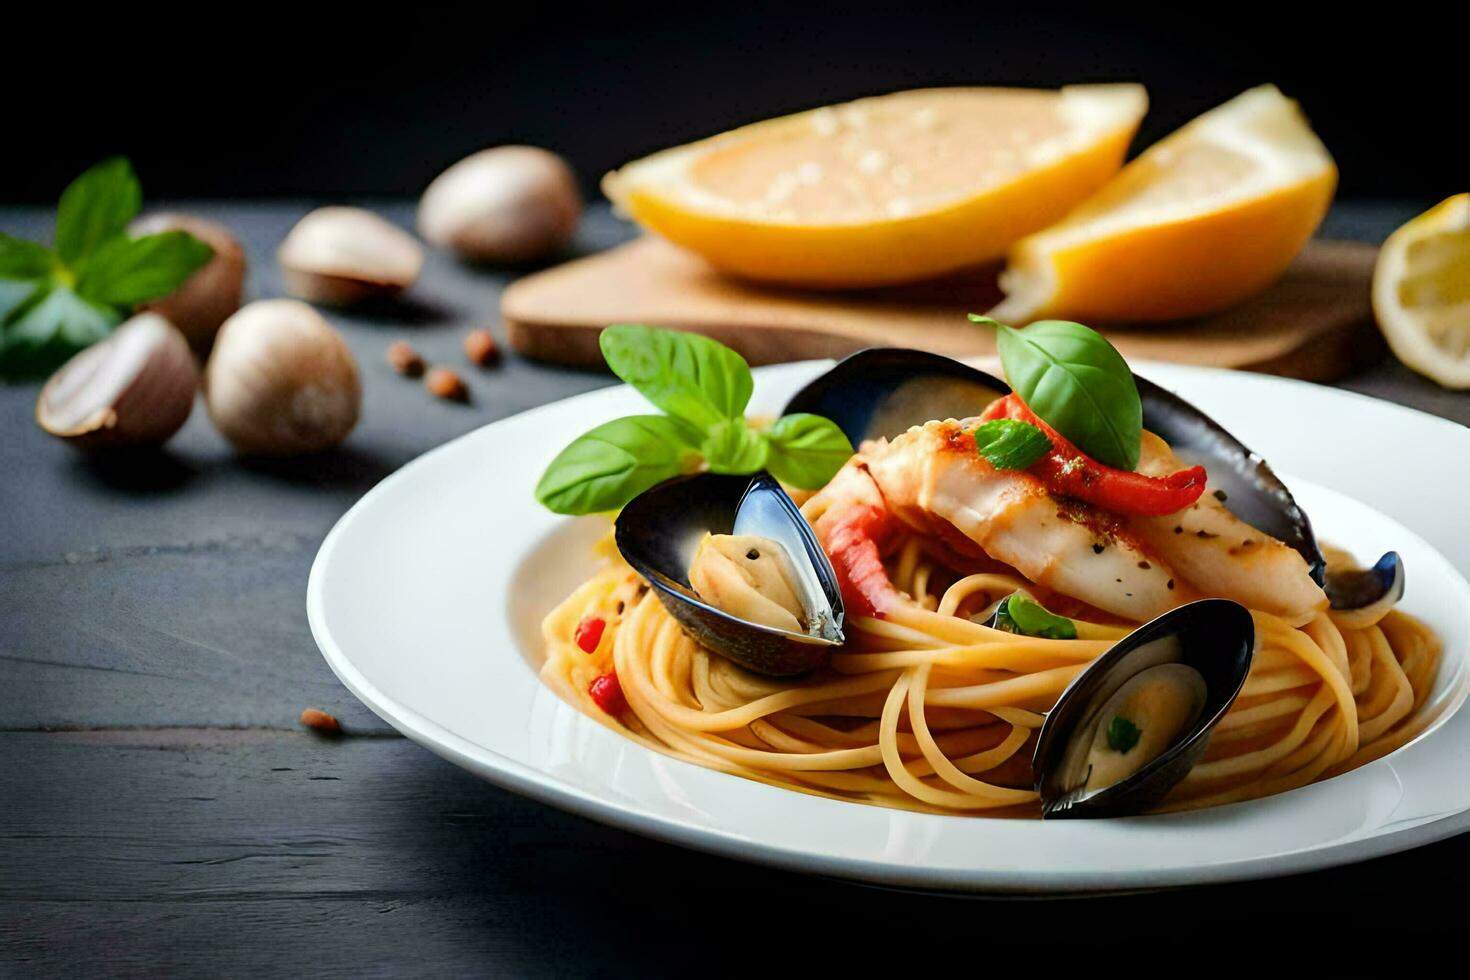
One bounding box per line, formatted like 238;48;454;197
615;472;844;677
783;348;1325;582
1325;551;1404;629
781;348;1009;445
1033;599;1255;818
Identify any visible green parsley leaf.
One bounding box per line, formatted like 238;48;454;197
991;594;1078;640
970;314;1142;471
0;285;122;379
1106;716;1142;754
54;157;143;267
0;233;55;281
763;413;853;489
972;418;1051;470
534;415;704;515
75;231;214;306
599;324;754;430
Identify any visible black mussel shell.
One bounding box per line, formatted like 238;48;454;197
615;472;844;677
1033;599;1256;818
782;348;1325;583
1325;551;1404;627
781;347;1009;444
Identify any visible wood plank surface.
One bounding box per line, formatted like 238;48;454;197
3;201;1469;975
504;236;1382;381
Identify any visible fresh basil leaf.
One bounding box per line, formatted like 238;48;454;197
535;415;703;515
75;231;214;306
0;233;55;281
972;419;1050;470
0;279;42;325
701;418;769;474
971;314;1142;471
54;157;143;267
599;325;753;430
0;285;122;379
1106;716;1142;754
763;413;853;489
992;594;1077;640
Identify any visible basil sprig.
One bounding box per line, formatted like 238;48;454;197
970;314;1142;471
991;594;1078;640
0;158;214;379
972;419;1050;470
535;326;854;514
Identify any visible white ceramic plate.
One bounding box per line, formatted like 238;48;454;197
308;360;1470;894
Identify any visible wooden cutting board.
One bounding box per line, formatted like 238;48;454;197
503;237;1381;381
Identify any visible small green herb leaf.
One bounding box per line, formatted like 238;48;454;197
1107;716;1142;754
0;233;55;281
991;594;1077;640
600;325;754;430
54;158;143;267
535;415;704;515
970;314;1142;471
701;418;769;474
972;419;1051;470
0;285;122;379
763;413;853;489
75;231;214;306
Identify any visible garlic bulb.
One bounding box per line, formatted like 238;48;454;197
130;212;246;356
278;207;423;307
36;312;198;450
418;146;581;263
205;299;360;455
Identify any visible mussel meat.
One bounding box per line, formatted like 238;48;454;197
1325;551;1404;629
783;348;1326;583
1033;599;1256;818
615;473;844;676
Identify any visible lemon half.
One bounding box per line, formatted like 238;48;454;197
1373;193;1470;388
991;85;1337;324
603;85;1148;288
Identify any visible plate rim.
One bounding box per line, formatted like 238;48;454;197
307;358;1470;894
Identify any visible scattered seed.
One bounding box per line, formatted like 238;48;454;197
426;366;468;401
1173;525;1184;534
387;340;424;377
464;329;500;367
1196;530;1219;539
1167;579;1175;590
1091;543;1104;554
300;708;341;733
1213;489;1229;502
1137;560;1151;570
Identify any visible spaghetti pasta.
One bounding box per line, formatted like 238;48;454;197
541;525;1440;816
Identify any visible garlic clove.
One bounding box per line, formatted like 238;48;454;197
36;312;199;450
418;146;581;264
278;207;424;307
205;299;361;456
130;212;246;357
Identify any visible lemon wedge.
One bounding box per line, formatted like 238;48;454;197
603;85;1148;288
1373;193;1470;388
991;85;1336;324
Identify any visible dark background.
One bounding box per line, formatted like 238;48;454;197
5;4;1464;206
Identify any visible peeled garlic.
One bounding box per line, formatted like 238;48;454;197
130;212;245;356
36;312;198;450
278;207;423;306
205;299;360;455
418;146;581;263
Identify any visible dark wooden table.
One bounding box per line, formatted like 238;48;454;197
3;201;1467;974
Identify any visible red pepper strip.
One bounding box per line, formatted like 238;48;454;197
574;616;606;654
588;671;626;715
979;394;1207;517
